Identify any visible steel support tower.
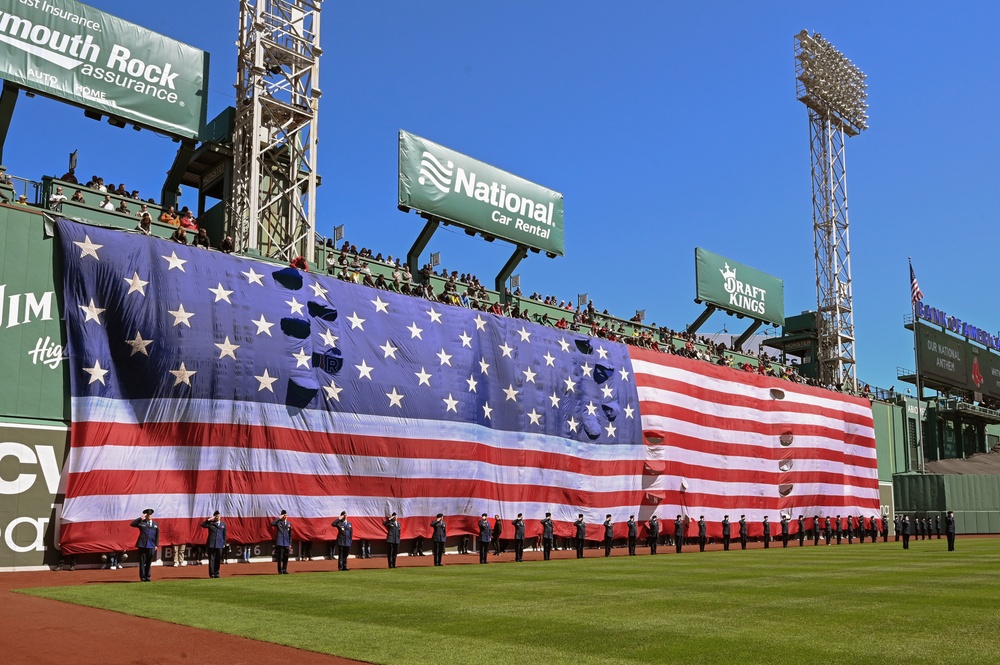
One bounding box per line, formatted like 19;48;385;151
231;0;321;261
794;30;869;389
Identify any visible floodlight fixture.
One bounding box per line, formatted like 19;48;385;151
794;30;869;136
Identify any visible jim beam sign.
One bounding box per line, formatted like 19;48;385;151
695;248;785;326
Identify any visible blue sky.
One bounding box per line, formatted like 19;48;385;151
5;1;999;393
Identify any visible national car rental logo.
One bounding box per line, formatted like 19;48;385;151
418;151;454;194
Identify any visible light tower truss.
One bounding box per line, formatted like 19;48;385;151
794;30;869;390
231;0;322;262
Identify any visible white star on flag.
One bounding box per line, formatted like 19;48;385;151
407;322;423;339
292;347;311;368
585;401;598;416
209;283;233;303
286;297;305;315
581;362;593;377
79;299;105;324
437;349;452;366
499;342;513;358
503;384;519;402
242;268;264;285
523;367;537;383
215;336;240;360
169;362;197;386
557;338;571;352
459;331;472;348
548;392;561;408
74;235;103;260
619;367;630;381
624;405;635;419
167;304;195;327
527;409;542;426
517;327;531;342
319;328;338;347
466;375;478;392
443;393;459;412
124;272;148;296
380;341;399;359
255;368;278;392
596;346;609;360
323;379;343;402
427;308;443;323
567;416;580;433
126;331;153;357
415;368;432;386
479;358;490;375
386;387;405;408
563;376;577;393
605;422;617;438
355;359;374;380
309;282;329;298
161;251;187;272
473;315;486;331
601;385;614;399
371;296;389;313
482;402;493;420
83;359;108;385
543;352;555;367
252;314;274;336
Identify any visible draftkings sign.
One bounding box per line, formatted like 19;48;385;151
0;0;209;139
694;248;785;326
398;130;565;256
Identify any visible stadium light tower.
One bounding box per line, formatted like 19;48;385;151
231;0;322;261
794;30;869;389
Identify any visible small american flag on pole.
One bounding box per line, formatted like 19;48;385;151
909;259;924;305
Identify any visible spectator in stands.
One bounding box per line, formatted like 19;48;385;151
159;205;179;226
326;252;337;275
48;186;67;212
170;226;188;244
180;209;197;230
219;235;234;253
114;183;128;197
135;203;149;218
290;256;309;271
86;175;99;189
60;168;78;184
116;200;131;215
130;190;141;200
71;190;85;203
15;194;28;205
136;212;152;236
192;227;211;249
99;195;114;211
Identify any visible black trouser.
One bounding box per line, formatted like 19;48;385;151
604;537;613;557
836;532;842;545
895;531;899;542
764;535;770;549
207;547;222;577
813;531;820;545
947;533;955;551
883;531;888;543
138;547;154;581
740;534;747;550
362;540;372;558
479;541;488;563
903;534;909;549
338;543;350;570
782;534;788;548
628;535;636;555
824;529;831;545
433;540;445;565
301;541;312;560
649;536;658;554
576;538;585;558
937;530;942;540
675;537;682;554
493;537;502;556
514;539;524;562
860;531;865;543
699;536;706;552
798;533;804;546
723;535;730;551
543;537;552;560
387;542;398;568
275;545;289;574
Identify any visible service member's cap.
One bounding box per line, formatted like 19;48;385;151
578;513;584;518
436;513;443;518
213;510;220;516
545;512;551;516
391;512;397;517
482;513;488;517
280;510;287;515
629;515;635;519
340;511;347;516
143;508;154;515
517;513;523;518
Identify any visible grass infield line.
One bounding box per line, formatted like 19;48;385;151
18;539;1000;665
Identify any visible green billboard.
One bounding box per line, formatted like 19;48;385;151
398;130;565;256
0;207;68;422
918;322;968;390
0;0;209;139
694;248;785;325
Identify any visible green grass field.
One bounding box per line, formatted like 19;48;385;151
20;539;1000;664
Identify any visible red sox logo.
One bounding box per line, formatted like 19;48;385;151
972;356;984;388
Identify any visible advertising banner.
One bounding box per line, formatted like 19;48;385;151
398;130;565;256
0;422;68;569
694;248;785;325
0;0;209;139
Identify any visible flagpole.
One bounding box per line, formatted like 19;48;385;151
909;257;926;474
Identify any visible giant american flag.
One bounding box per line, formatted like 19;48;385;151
56;219;878;554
